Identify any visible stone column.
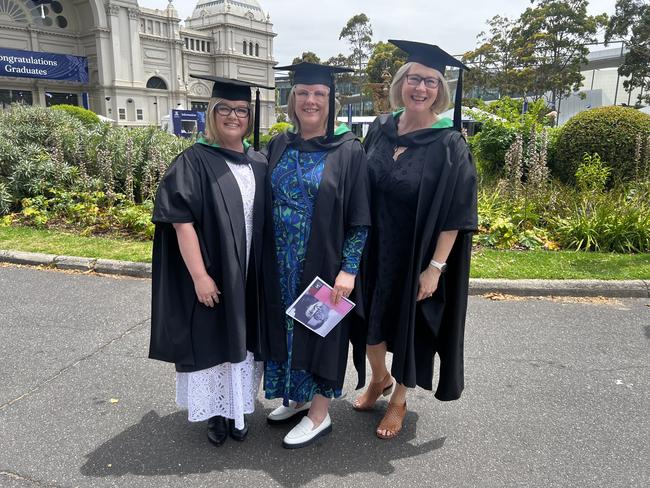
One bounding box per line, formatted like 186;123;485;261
127;8;145;88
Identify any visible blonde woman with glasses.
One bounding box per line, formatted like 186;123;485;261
150;76;270;447
353;40;478;440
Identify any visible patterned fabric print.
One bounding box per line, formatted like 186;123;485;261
176;352;263;430
341;226;369;274
264;147;341;404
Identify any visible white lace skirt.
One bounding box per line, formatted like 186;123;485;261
175;351;263;430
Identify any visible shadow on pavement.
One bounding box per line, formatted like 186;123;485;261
644;325;650;340
80;400;445;486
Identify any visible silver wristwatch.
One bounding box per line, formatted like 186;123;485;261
429;259;447;273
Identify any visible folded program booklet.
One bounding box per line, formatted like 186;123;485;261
286;276;356;337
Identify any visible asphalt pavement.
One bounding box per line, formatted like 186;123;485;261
0;264;648;488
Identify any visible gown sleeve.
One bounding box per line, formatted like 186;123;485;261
344;140;372;228
152;148;203;224
441;133;479;232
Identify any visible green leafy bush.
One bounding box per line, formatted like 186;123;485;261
51;104;100;127
552;193;650;252
469;98;552;178
553;106;650;184
471;120;518;176
0;104;192;210
475;186;555;250
12;189;155;240
575;153;611;194
0;104;87;171
0;181;11;215
268;122;292;136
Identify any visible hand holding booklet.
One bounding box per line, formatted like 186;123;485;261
286;276;356;337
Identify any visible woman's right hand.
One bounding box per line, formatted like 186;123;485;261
194;274;221;307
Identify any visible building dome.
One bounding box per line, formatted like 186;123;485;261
191;0;266;21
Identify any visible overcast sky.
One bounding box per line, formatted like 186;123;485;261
139;0;618;63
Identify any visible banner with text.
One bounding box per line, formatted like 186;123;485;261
0;48;88;83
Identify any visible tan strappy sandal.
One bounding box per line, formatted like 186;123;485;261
352;373;394;411
376;401;407;439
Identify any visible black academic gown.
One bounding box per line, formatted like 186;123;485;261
261;130;371;390
148;142;267;372
360;114;478;400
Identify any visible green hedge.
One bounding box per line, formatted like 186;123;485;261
51;104;100;127
553;106;650;184
0;104;192;211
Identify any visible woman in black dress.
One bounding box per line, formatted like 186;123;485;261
353;40;478;439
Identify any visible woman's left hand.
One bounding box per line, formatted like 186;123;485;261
416;267;441;301
331;270;355;305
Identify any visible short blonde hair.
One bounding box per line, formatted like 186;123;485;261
204;97;254;145
286;85;331;135
389;62;451;115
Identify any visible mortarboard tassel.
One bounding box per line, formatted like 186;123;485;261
454;70;463;132
254;88;261;151
326;74;335;141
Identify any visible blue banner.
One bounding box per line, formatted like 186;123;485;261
0;48;88;83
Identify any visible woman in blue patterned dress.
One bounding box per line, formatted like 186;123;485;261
261;62;371;449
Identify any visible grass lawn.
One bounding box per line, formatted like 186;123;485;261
471;248;650;280
0;226;153;263
1;226;649;280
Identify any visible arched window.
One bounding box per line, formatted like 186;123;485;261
255;43;259;57
243;41;247;55
249;42;253;56
146;76;167;90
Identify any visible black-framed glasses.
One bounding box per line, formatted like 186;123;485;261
405;75;441;89
215;103;250;118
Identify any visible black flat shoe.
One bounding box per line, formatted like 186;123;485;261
228;417;249;441
207;416;228;446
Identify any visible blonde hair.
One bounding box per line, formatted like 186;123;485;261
204;97;254;145
286;85;331;135
389;62;451;115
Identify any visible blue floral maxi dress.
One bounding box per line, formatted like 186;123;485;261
264;147;368;404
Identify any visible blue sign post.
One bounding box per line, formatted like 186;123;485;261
0;48;88;83
171;110;206;138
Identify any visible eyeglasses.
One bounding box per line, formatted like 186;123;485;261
405;75;441;89
294;89;329;101
215;104;250;118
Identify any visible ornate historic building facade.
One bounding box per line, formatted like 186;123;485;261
0;0;276;128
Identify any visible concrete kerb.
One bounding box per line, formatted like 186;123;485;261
0;250;648;298
470;278;649;298
0;250;151;279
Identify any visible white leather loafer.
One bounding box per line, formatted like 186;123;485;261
267;401;311;425
282;413;332;449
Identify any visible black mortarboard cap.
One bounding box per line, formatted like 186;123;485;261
274;62;354;86
388;40;470;131
273;62;354;140
189;74;274;150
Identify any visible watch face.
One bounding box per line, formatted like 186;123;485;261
440;263;447;273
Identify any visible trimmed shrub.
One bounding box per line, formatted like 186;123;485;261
553;106;650;184
51;104;101;127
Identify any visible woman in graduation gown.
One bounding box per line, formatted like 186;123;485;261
149;75;270;446
352;40;478;439
261;62;371;449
